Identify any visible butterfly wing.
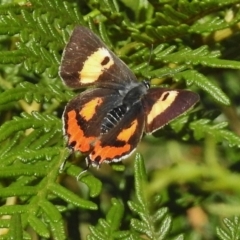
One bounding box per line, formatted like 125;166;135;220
63;88;124;154
59;26;138;89
142;88;199;134
86;102;145;167
63;88;145;167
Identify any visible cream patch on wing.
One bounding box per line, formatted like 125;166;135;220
79;47;114;84
147;91;179;124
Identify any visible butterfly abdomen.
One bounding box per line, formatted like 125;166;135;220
101;104;128;134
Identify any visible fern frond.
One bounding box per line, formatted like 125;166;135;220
0;111;98;238
0;112;61;144
87;198;128;240
217;216;240;240
7;214;23;240
191;119;240;147
0;1;84;77
128;154;173;240
1;0;240;239
175;70;231;105
65;164;102;197
0;82;73;106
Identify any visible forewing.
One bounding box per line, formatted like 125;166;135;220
87;102;145;166
59;26;138;89
63;88;123;153
142;88;199;133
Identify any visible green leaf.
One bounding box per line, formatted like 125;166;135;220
128;154;172;240
175;70;231;105
28;215;50;239
190;119;240;147
7;214;23;240
216;216;240;240
49;183;98;210
87;198;127;240
65;164;103;198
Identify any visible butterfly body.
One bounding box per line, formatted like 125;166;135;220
60;26;199;168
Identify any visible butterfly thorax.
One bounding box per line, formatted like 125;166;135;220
100;80;149;134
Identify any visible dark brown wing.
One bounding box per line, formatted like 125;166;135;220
142;88;199;133
86;102;145;167
59;26;138;90
63;88;123;153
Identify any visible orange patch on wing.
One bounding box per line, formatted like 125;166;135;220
79;97;103;121
90;140;131;163
88;120;138;163
66;110;96;152
117;119;138;142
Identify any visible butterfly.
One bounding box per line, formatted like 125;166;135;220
59;26;199;168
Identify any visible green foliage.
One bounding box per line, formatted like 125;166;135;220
217;216;240;240
128;154;173;240
87;198;128;239
87;154;178;240
0;0;240;239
